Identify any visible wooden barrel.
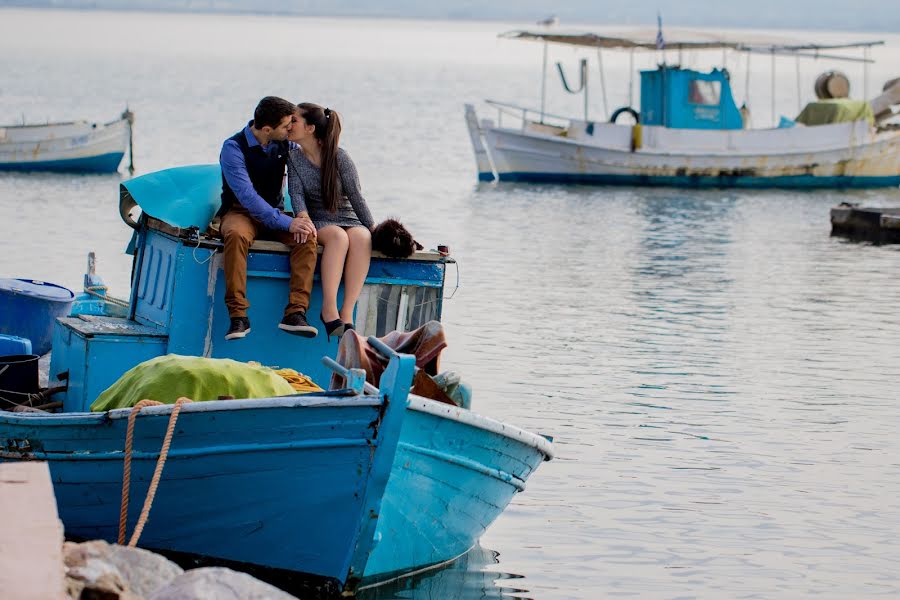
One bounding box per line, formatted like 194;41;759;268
814;71;850;99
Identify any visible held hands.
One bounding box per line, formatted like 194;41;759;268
289;215;316;244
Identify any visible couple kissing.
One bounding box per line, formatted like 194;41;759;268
219;96;375;342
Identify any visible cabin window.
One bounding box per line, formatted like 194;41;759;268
354;284;441;337
688;80;721;106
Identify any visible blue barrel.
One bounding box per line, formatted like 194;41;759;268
0;334;32;356
0;278;75;356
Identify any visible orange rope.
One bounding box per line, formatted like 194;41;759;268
117;398;192;546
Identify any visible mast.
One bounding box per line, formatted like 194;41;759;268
540;41;548;123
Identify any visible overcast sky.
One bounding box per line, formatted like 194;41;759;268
3;0;899;32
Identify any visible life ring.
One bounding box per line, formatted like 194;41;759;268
610;106;639;124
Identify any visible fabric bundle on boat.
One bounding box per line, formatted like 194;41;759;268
795;99;875;126
332;321;469;407
331;321;446;390
90;354;297;411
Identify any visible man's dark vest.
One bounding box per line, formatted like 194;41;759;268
219;122;290;216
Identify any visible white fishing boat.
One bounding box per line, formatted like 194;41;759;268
465;28;900;188
0;110;134;173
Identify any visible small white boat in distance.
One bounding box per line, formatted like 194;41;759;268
0;110;134;173
466;29;900;188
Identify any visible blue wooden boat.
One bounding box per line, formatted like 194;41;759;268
0;355;412;592
0;165;553;592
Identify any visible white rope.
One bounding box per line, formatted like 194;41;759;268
191;235;215;265
444;260;460;300
0;387;41;407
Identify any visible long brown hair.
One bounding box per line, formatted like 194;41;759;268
296;102;342;212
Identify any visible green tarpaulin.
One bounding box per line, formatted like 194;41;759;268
795;99;874;126
91;354;296;412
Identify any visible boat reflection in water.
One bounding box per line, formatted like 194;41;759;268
357;544;531;600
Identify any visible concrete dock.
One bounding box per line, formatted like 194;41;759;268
0;462;67;600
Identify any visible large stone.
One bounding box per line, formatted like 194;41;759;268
148;567;300;600
106;545;183;597
62;540;142;600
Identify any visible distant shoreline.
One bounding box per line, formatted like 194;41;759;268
2;3;898;35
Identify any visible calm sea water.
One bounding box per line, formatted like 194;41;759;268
3;9;900;599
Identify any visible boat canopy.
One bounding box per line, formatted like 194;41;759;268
120;164;222;230
501;28;883;59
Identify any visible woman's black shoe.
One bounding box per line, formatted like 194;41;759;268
320;314;346;341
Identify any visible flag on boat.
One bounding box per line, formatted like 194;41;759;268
656;13;665;50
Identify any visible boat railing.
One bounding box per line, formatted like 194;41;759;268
321;336;406;397
322;356;377;395
484;99;572;130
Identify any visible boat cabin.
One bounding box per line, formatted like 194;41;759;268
49;166;453;413
640;66;743;130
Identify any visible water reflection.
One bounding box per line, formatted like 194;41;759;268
358;545;530;600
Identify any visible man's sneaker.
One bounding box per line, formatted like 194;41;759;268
225;317;251;340
278;311;318;338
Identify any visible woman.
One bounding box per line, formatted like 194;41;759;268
287;103;375;340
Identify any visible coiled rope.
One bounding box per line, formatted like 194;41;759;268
84;285;130;309
118;397;191;547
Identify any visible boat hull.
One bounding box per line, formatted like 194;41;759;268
362;396;553;581
0;117;130;173
467;105;900;189
0;391;409;587
496;171;900;188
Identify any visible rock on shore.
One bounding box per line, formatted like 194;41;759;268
63;540;300;600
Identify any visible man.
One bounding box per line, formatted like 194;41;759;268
219;96;318;340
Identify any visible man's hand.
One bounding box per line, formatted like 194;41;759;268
289;215;316;244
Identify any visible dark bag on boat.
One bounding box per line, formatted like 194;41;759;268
371;218;424;258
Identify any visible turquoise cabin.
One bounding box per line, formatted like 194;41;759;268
639;65;743;130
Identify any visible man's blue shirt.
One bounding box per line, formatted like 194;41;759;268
220;126;298;231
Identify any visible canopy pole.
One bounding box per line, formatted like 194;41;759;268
795;55;802;113
863;47;870;99
596;48;609;120
540;42;548;123
771;48;776;127
744;50;751;106
628;49;635;108
583;58;590;122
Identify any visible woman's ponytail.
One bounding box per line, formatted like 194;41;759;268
320;108;342;213
296;102;343;213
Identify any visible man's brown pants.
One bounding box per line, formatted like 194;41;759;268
220;206;317;319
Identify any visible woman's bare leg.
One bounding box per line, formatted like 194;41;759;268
340;226;372;324
316;225;349;322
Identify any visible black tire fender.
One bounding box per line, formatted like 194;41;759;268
610;106;639;124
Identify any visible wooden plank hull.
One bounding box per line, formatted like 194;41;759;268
0;381;411;589
363;396;553;581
